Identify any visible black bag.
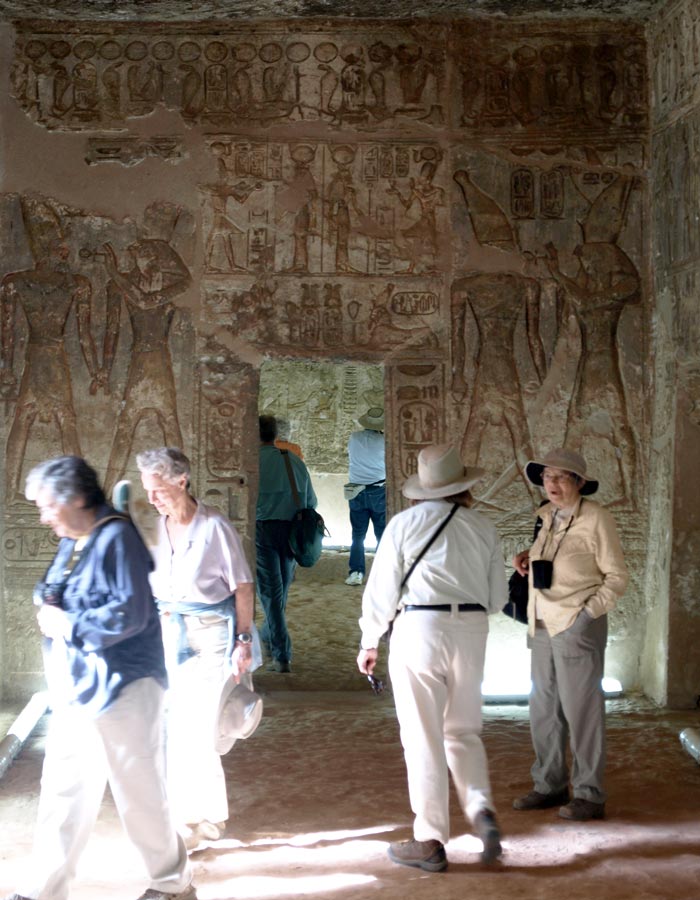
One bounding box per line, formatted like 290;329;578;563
289;507;326;567
503;571;529;624
281;450;328;568
502;502;547;625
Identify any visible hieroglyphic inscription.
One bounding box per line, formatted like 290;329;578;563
201;138;447;277
3;526;59;563
12;26;446;131
203;278;441;357
85;135;185;166
453;23;647;138
386;361;444;514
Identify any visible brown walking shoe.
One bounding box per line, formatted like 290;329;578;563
387;838;447;872
473;809;503;863
512;787;570;810
558;798;605;821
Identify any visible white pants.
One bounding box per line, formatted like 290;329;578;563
389;609;493;844
19;677;191;900
164;613;232;828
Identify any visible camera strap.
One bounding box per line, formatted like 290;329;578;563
40;513;130;595
540;499;582;564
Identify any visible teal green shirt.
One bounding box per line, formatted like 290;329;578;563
256;445;317;520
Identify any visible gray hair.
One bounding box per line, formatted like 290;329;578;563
135;447;191;483
25;456;106;508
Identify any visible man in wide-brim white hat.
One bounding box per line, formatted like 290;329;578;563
511;447;628;822
356;444;508;872
344;407;387;587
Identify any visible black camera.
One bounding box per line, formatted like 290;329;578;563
34;581;67;608
531;559;554;590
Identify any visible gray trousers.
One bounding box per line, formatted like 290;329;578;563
528;611;608;804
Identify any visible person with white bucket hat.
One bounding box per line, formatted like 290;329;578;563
511;448;628;821
357;444;508;872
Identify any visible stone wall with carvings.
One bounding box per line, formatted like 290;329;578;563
648;0;700;707
0;16;652;700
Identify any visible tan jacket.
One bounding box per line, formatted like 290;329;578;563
527;496;628;637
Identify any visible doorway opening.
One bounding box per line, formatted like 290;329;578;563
258;358;384;549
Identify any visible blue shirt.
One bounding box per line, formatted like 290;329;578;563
348;429;386;484
40;505;167;715
256;445;317;520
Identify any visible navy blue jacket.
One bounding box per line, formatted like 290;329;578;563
40;505;167;714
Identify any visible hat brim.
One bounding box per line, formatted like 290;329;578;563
402;467;485;500
525;461;599;495
214;676;263;755
358;417;384;430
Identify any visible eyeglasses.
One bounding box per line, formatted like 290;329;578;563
367;674;384;695
542;471;575;484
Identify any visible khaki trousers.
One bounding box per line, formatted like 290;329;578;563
528;611;608;803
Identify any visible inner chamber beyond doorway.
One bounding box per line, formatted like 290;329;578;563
259;358;384;549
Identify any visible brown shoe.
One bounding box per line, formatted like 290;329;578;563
558;798;605;821
473;809;502;863
387;838;447;872
512;788;569;810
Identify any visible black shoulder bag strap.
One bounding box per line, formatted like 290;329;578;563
280;450;302;511
381;503;460;643
400;502;460;590
38;513;130;605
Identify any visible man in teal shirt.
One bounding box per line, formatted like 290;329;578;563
256;415;317;673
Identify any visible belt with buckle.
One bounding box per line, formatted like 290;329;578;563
403;603;484;612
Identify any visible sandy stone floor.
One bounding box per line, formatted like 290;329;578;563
2;555;700;900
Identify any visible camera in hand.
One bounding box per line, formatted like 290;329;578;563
531;559;554;590
34;581;67;607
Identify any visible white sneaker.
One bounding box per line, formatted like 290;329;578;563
345;571;364;585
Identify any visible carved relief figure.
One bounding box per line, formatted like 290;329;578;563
204;186;247;273
0;199;99;500
99;237;191;490
452;273;546;503
387;159;445;274
327;146;364;274
545;241;640;506
276;144;318;274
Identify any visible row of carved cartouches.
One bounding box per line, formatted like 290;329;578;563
11;31;648;131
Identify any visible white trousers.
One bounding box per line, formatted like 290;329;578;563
389;609;493;844
164;613;231;828
19;677;191;900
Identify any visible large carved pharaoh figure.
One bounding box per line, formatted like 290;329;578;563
0;198;100;501
99;233;191;491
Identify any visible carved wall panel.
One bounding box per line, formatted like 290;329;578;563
12;23;446;132
0;16;655;699
647;0;700;706
452;21;647;139
651;0;700;126
201;137;448;278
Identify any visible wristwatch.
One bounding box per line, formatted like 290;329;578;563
235;632;253;644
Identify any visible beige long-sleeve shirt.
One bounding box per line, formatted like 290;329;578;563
527;496;628;637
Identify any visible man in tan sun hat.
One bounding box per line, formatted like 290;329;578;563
357;444;508;872
511;448;628;822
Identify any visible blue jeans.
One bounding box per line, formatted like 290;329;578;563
256;520;296;663
348;485;386;575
